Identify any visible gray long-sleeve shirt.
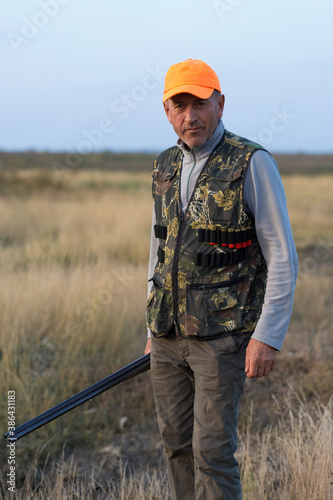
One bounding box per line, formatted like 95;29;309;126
148;120;298;350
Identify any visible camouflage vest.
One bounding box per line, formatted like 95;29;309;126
147;130;268;339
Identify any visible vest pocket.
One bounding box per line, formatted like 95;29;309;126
185;278;246;338
146;277;173;337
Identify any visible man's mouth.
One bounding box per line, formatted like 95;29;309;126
186;127;203;133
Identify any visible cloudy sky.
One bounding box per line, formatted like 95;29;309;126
1;0;332;153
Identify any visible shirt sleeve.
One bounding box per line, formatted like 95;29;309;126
244;150;298;350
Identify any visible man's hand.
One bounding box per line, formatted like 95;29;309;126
245;339;277;378
144;338;151;355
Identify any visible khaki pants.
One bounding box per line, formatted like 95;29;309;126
151;328;250;500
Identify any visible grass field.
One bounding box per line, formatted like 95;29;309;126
0;157;332;499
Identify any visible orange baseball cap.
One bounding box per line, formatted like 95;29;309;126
163;59;221;103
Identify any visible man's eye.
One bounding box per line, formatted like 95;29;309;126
173;104;184;112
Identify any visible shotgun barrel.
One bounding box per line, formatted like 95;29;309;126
4;353;150;443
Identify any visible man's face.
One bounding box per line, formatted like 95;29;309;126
163;92;225;149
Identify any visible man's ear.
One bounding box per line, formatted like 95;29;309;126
163;100;172;124
218;94;225;119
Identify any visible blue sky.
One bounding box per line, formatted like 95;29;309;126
1;0;332;153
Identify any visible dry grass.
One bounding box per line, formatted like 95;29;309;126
1;454;169;499
239;393;333;500
1;394;331;499
0;168;332;499
284;175;333;246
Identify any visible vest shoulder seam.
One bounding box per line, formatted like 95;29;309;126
154;146;181;165
224;130;266;153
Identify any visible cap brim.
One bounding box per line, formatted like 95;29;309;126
163;85;215;103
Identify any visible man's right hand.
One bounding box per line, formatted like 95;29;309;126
144;338;151;355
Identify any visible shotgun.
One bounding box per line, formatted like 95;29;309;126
4;353;150;443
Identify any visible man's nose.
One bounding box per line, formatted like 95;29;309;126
184;105;198;122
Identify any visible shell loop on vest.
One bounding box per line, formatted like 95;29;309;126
154;224;167;240
198;226;253;248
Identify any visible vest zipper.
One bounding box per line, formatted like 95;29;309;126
186;150;196;206
172;206;185;329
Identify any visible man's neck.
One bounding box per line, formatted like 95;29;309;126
177;120;225;159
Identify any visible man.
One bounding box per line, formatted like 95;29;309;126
144;59;298;499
